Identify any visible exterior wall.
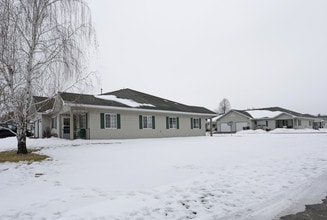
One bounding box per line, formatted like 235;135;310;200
32;114;50;138
88;108;206;139
294;117;314;129
32;113;42;138
216;111;252;133
254;119;276;130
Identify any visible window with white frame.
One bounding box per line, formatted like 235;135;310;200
143;116;153;129
169;117;177;129
51;117;57;129
193;118;200;128
80;114;87;128
105;114;117;129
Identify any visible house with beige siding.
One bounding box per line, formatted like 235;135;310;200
31;89;216;139
215;107;318;133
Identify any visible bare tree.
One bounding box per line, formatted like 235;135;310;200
218;98;231;114
0;0;96;154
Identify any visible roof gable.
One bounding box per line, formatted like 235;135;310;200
33;96;55;112
216;109;252;121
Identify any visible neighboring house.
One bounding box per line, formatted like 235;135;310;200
215;107;319;133
31;89;216;139
316;115;327;129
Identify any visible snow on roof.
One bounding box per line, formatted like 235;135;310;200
212;114;224;121
245;110;284;119
95;95;156;108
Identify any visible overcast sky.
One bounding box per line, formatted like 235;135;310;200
87;0;327;115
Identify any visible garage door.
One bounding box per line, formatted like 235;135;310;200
220;123;231;132
236;122;248;132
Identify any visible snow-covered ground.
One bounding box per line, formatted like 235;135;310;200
1;129;327;220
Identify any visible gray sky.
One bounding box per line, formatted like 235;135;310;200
87;0;327;115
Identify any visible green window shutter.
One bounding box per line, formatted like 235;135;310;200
152;116;155;129
191;118;193;129
100;113;104;129
117;114;121;129
199;118;202;129
166;117;169;129
177;117;179;129
85;113;88;129
139;115;143;129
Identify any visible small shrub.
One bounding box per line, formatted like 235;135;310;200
51;132;58;137
43;126;51;138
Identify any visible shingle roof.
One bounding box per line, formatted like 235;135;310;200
60;89;216;115
59;92;129;108
233;110;253;118
226;107;317;119
33;96;55;112
253;107;317;118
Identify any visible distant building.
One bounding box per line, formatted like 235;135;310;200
214;107;320;133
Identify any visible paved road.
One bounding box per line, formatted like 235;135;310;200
280;197;327;220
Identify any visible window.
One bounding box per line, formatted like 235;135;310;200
80;114;87;128
170;117;177;128
100;113;120;129
51;117;57;129
298;119;302;126
139;115;155;129
256;120;266;126
105;114;117;129
166;117;179;129
143;116;152;128
191;118;201;129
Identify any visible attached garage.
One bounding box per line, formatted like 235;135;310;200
215;110;253;133
220;123;231;132
236;122;248;132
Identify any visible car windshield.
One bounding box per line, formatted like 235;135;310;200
7;124;16;130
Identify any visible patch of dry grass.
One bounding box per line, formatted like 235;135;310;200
0;149;49;163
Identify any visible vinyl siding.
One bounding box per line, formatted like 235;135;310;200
87;108;206;139
216;111;252;132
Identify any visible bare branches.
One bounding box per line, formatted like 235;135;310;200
0;0;96;152
218;98;231;114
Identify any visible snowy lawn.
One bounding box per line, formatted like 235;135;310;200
1;129;327;220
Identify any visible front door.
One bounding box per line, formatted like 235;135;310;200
62;117;70;139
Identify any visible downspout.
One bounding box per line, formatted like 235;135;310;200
210;118;213;136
